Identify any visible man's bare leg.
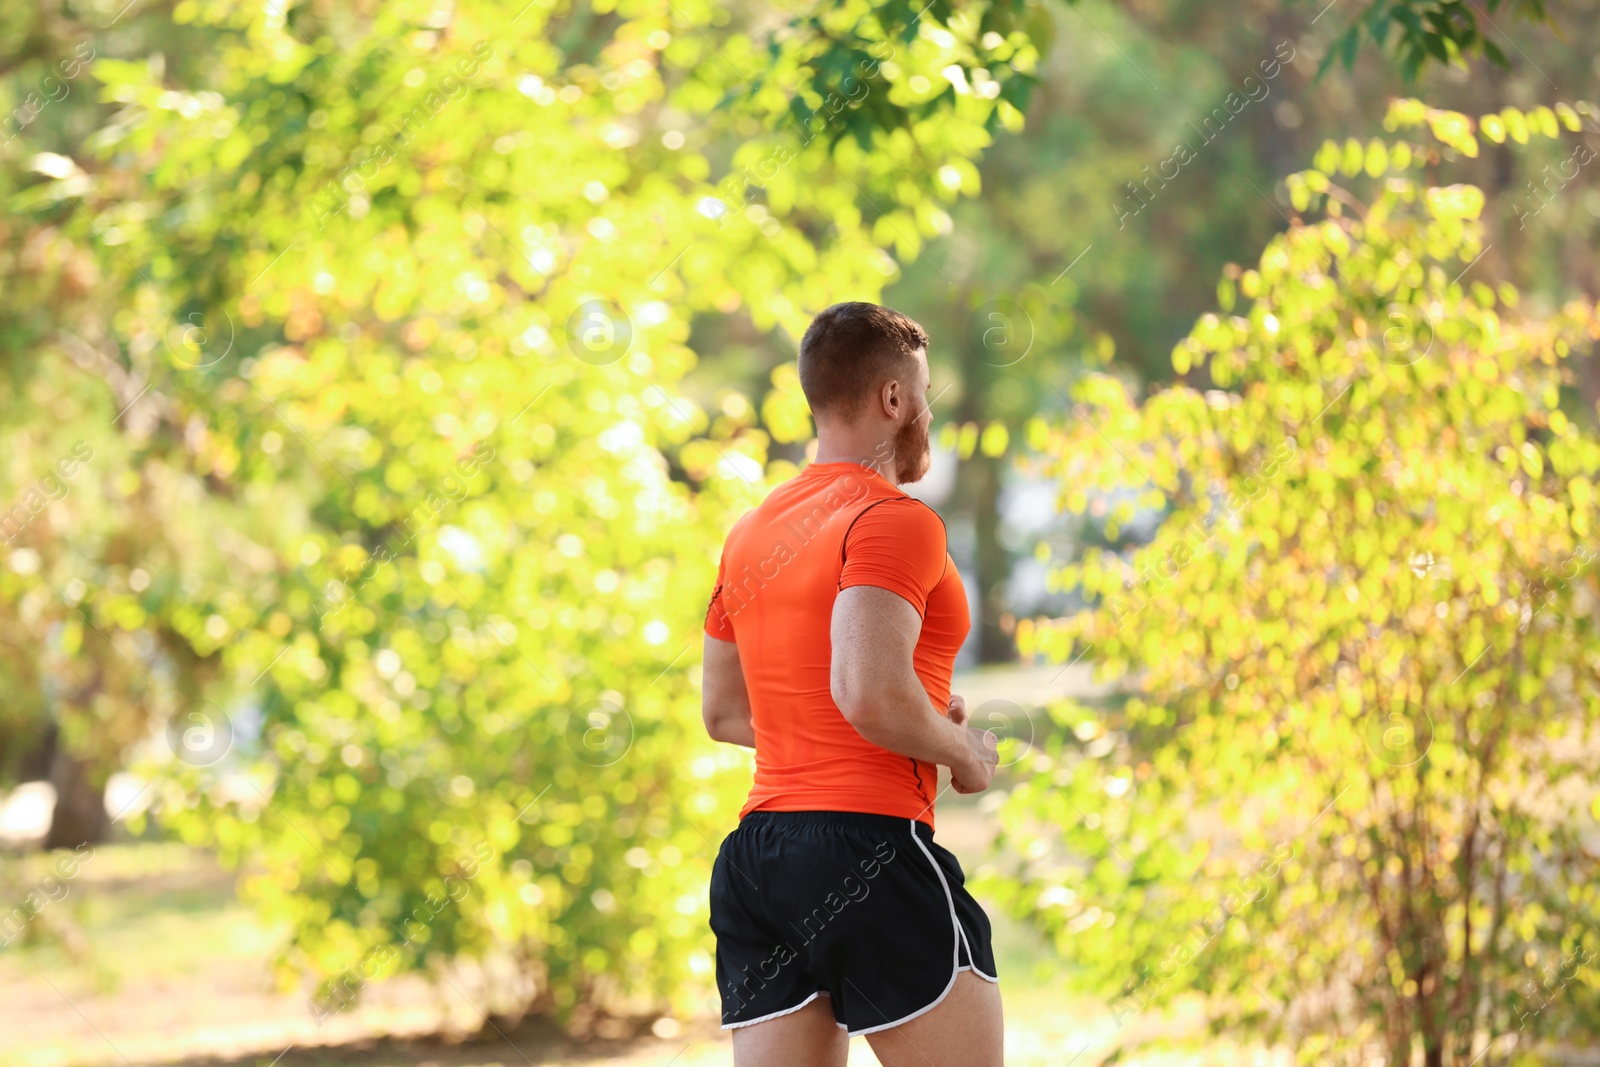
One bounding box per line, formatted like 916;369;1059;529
863;971;1003;1067
730;994;849;1067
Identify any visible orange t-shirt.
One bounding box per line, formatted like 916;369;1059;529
704;460;970;830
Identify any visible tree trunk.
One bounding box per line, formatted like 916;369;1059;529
969;450;1012;663
949;284;1014;665
42;744;109;850
949;361;1013;661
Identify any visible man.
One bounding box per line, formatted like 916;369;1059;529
701;301;1003;1067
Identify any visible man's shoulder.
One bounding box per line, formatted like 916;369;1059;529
722;471;944;557
847;492;946;530
735;467;894;527
840;494;948;562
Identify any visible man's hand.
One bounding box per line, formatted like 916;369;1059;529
947;693;999;794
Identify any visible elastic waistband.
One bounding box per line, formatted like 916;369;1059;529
738;809;932;836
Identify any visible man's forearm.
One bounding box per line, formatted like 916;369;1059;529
710;713;756;749
702;633;757;748
844;684;969;768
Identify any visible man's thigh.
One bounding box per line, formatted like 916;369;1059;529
731;994;849;1067
862;970;1003;1067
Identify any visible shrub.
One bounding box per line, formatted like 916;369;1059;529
994;100;1600;1066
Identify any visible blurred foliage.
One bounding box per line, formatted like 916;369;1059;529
865;0;1598;667
1318;0;1555;81
992;99;1600;1065
0;0;1047;1023
1;0;1597;1043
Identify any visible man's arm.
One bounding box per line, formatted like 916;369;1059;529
702;633;755;748
830;585;996;792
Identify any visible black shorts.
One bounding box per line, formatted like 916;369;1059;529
708;809;998;1036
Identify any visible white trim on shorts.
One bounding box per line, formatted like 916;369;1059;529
914;817;998;982
834;818;999;1037
721;988;830;1030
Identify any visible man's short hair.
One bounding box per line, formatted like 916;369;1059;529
797;302;928;418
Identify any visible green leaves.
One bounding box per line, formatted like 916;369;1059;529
0;0;1062;1024
1317;0;1555;82
1424;184;1484;220
994;112;1600;1060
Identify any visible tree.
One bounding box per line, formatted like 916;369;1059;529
990;98;1600;1065
2;0;1592;1031
0;0;1048;1023
869;0;1597;665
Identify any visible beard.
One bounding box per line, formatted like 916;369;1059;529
891;407;932;484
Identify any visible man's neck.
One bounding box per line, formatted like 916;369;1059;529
812;436;895;484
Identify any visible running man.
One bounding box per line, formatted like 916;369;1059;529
701;301;1004;1066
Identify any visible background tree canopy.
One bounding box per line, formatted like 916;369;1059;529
1;0;1053;1023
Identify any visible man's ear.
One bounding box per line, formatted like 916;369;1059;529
878;376;902;421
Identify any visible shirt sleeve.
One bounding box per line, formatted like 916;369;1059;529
837;498;949;617
704;550;736;641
